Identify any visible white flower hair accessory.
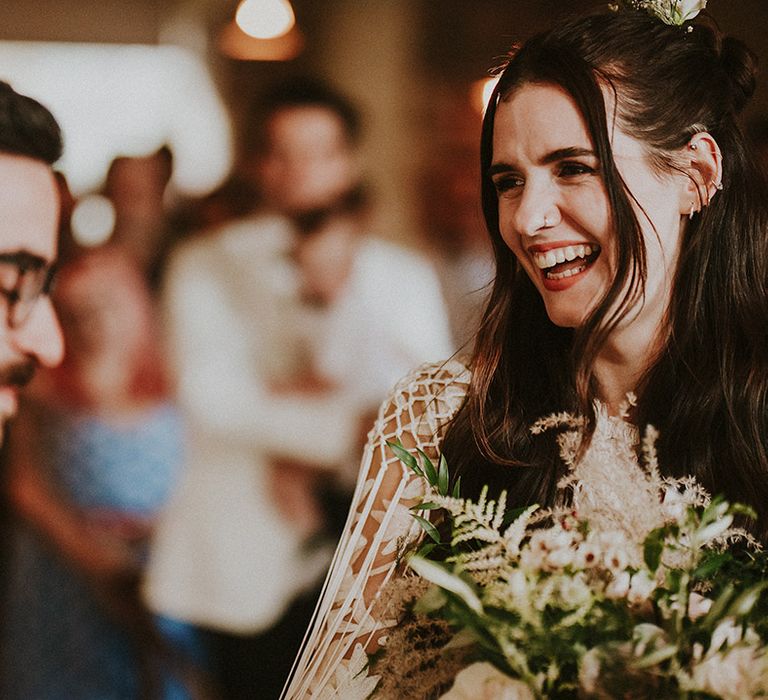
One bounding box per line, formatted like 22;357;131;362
611;0;707;25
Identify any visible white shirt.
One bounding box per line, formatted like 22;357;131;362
144;213;454;633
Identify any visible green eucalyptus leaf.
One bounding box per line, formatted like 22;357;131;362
632;644;678;669
410;501;442;511
700;583;735;629
643;528;666;572
452;476;462;499
726;581;768;619
417;449;438;485
412;515;441;544
730;503;758;520
387;440;420;475
665;568;682;591
409;556;484;614
438;454;450;495
692;552;730;580
416;541;437;558
701;496;728;525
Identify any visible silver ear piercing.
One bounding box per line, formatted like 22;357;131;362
689;202;697;220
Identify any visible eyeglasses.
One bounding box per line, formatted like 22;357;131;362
0;252;56;328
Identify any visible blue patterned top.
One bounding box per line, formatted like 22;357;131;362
1;401;186;700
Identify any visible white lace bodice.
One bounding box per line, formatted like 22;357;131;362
283;360;471;699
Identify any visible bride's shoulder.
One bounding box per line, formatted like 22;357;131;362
376;358;471;440
393;357;471;399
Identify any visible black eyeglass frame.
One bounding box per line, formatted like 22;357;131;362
0;251;57;329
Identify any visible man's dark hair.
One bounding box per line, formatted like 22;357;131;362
0;81;62;165
248;76;361;155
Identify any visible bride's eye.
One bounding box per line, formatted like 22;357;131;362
492;175;524;195
558;161;596;179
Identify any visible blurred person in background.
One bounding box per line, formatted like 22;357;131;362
144;76;454;699
104;147;175;293
1;246;205;699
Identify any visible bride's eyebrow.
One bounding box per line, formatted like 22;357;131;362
540;147;596;164
488;146;597;177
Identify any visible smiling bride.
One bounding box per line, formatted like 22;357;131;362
282;1;768;697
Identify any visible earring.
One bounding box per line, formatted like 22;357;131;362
714;181;723;191
689;202;696;220
690;142;698;151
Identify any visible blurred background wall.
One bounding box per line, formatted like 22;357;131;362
0;0;764;247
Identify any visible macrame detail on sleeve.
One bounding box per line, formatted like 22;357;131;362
283;359;471;699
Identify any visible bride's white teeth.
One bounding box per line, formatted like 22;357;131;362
546;263;587;280
534;250;557;269
531;243;600;270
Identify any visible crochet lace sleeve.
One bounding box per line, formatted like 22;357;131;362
283;360;470;699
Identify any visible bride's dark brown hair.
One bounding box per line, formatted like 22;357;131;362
442;10;768;535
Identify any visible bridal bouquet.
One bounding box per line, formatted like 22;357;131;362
367;407;768;699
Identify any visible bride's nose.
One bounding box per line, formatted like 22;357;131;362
512;179;561;237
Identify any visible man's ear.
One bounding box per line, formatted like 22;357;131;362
679;131;723;217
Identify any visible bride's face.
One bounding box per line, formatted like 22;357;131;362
490;82;688;331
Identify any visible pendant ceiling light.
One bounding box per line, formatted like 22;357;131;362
235;0;295;40
219;0;302;61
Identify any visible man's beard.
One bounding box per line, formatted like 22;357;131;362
0;359;35;389
0;358;35;443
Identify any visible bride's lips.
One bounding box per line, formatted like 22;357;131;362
527;241;601;292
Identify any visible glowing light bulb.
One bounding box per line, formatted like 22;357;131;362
235;0;295;40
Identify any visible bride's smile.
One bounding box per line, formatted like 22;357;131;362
528;241;601;288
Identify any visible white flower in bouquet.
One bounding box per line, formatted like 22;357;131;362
605;570;631;599
603;545;630;573
662;485;688;521
439;662;535;700
574;539;601;568
687;591;713;620
686;620;768;699
557;572;592;608
577;647;602;695
627;570;656;605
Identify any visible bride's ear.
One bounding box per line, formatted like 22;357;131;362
679;132;723;217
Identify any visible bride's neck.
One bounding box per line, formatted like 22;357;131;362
593;327;660;415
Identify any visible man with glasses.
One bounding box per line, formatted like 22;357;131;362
0;81;64;437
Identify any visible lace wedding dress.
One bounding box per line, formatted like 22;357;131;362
283;359;471;699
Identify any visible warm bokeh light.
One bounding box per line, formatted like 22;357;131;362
70;194;116;247
0;42;233;196
235;0;295;40
219;20;303;61
471;75;501;116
